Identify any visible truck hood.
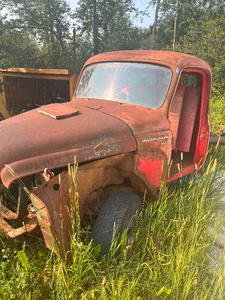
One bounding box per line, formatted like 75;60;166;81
0;101;136;187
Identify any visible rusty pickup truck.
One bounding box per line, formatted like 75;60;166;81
0;50;211;258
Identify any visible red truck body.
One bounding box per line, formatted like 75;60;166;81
0;50;211;257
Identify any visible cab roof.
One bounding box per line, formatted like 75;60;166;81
84;50;211;73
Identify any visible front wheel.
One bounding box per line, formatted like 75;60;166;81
91;191;142;259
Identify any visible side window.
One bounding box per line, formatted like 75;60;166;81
179;74;197;87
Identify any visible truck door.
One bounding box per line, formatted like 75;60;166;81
168;69;210;182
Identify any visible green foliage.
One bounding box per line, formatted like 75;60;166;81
155;0;203;49
209;89;225;135
1;0;74;69
74;0;139;54
0;235;53;299
17;250;30;274
68;161;80;233
177;16;225;91
0;0;143;72
1;148;225;299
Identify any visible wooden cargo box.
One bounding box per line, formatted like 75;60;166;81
1;68;79;113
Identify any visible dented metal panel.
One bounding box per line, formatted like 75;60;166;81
0;103;136;188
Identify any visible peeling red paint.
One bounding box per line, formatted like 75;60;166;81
138;157;163;189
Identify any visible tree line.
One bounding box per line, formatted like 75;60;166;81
0;0;225;95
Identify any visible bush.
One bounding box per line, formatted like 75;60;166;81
210;87;225;136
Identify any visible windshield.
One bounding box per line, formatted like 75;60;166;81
76;62;172;109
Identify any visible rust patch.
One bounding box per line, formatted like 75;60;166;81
38;104;79;119
32;171;72;257
0;214;38;239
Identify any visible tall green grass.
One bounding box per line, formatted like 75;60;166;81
210;87;225;135
1;146;225;299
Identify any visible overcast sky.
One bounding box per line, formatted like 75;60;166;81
67;0;154;28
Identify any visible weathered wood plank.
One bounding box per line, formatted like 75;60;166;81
0;68;79;111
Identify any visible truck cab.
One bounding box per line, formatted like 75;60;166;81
0;51;211;258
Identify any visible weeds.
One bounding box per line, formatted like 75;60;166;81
210;88;225;135
1;147;225;299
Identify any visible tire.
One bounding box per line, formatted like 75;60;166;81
91;191;142;259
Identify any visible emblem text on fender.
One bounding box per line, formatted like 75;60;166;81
142;135;169;143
